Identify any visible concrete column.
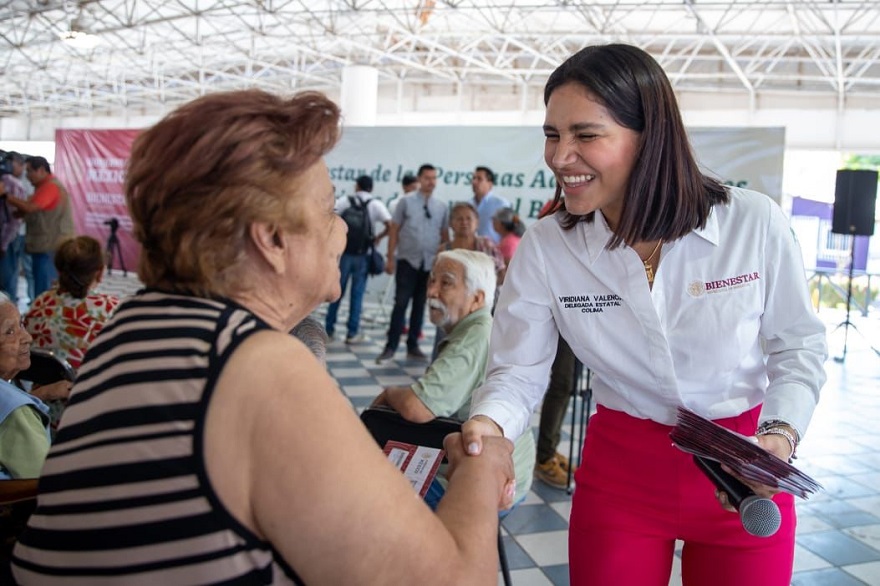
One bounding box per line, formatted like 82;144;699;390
341;65;378;126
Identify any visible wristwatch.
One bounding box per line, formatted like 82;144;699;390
756;420;799;462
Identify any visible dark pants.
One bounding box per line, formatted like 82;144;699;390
325;253;369;338
1;235;24;302
31;252;57;299
385;259;429;352
537;336;576;463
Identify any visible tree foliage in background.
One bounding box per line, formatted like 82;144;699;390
843;154;880;170
809;278;877;311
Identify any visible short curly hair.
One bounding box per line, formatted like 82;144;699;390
125;89;340;297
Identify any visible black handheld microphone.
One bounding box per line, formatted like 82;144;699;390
694;455;781;537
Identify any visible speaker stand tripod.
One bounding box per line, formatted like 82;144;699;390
105;220;127;277
832;232;880;362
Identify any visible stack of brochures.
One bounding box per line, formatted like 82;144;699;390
670;407;822;499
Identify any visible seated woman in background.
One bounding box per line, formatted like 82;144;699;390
24;235;120;372
492;207;526;270
12;89;515;585
432;201;507;358
0;295;70;480
441;201;505;278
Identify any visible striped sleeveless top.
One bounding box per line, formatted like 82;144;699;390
12;291;303;585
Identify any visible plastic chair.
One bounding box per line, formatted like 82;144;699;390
17;348;76;385
360;406;461;458
360;406;513;586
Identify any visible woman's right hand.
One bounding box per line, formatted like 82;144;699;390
444;431;516;511
461;415;504;456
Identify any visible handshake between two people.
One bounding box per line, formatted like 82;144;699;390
443;417;516;512
445;416;515;511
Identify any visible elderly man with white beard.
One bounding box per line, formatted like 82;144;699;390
371;249;535;509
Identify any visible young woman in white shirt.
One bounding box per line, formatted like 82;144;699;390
463;43;827;586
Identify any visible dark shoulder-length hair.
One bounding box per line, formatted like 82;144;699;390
544;44;728;248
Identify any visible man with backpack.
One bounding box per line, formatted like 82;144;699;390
325;175;392;344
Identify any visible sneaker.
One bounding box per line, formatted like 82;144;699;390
555;451;574;473
534;455;570;490
345;333;368;344
406;347;428;361
376;348;395;363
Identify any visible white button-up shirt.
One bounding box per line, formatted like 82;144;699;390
471;187;827;441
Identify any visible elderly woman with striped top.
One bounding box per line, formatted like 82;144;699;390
12;90;515;585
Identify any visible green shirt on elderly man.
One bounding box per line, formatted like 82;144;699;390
410;307;535;502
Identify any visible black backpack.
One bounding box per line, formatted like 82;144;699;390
341;196;374;255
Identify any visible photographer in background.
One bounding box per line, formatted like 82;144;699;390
5;156;75;298
0;152;31;304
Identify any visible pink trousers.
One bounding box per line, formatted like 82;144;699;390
568;405;795;586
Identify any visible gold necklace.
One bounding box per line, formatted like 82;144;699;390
640;240;663;286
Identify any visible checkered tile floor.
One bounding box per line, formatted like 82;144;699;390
94;273;880;586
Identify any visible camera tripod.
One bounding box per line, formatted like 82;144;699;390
832;232;879;362
105;218;127;276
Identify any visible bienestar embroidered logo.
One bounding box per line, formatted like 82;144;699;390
688;271;760;297
557;293;623;313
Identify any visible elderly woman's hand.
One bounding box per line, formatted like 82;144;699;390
31;380;74;403
444;431;516;511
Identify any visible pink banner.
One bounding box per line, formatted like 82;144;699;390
54;129;141;274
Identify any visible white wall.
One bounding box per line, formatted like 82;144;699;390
680;108;880;153
4;88;875;204
3;92;880;153
782;150;845;203
0;140;56;164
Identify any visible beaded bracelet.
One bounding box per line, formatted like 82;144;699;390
756;425;798;463
756;419;801;444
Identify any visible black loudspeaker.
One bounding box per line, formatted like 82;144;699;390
832;169;878;236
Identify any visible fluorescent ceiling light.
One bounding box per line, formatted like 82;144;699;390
59;30;102;50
